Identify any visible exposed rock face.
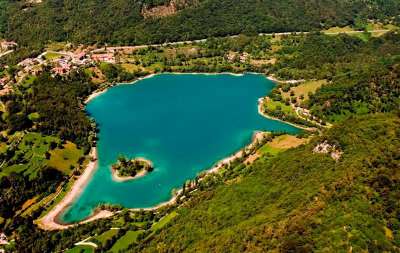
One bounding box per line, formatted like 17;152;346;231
313;140;343;161
142;0;199;19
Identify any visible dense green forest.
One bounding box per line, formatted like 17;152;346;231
135;113;400;252
2;0;400;47
0;71;95;148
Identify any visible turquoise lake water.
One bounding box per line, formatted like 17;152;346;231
60;73;300;223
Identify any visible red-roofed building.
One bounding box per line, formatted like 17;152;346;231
91;53;115;63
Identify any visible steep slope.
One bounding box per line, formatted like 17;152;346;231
136;113;400;252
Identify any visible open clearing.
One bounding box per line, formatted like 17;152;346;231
260;135;308;155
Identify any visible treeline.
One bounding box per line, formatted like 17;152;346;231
135;113;400;252
2;0;400;47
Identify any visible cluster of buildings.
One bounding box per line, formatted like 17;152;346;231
1;45;119;96
91;53;115;64
17;58;45;76
50;51;116;76
50;52;91;76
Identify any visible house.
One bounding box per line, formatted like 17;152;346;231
52;62;72;75
71;52;91;66
18;58;36;68
75;52;86;60
91;53;115;63
52;67;68;75
239;52;249;63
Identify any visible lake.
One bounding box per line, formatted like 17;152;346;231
60;73;300;223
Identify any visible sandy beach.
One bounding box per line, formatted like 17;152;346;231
111;169;148;182
266;75;305;84
84;89;108;104
37;148;113;230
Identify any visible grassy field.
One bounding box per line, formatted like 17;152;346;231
110;230;143;252
120;63;141;73
47;141;83;174
151;211;178;232
65;245;95;253
0;132;83;178
282;80;327;101
263;99;296;116
322;23;397;39
44;52;63;60
259;135;307;156
21;75;37;87
89;229;119;247
108;212;178;252
45;42;69;52
323;26;355;33
0;132;60;179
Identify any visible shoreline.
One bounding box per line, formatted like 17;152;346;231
36;148;113;230
39;71;309;230
257;97;317;131
111;168;148;182
84;73;157;104
266;75;305;84
84;72;247;104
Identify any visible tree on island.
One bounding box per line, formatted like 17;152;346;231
112;156;153;178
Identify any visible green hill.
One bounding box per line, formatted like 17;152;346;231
135;113;400;252
3;0;400;47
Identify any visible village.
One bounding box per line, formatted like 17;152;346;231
0;41;120;96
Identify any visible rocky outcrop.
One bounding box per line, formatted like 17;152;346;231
313;140;343;161
142;0;199;19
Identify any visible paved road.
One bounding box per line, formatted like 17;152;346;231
92;29;390;53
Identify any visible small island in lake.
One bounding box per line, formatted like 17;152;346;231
111;156;154;181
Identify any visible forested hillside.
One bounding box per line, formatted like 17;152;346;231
2;0;400;47
270;32;400;122
136;113;400;252
1;1;400;251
